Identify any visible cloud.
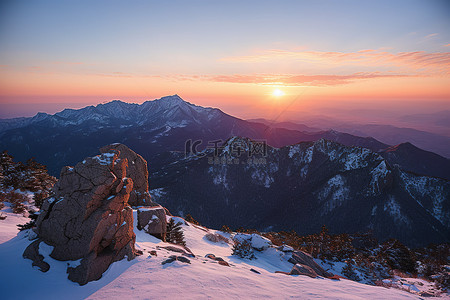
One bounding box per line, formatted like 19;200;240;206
50;61;85;65
425;33;438;39
95;72;135;78
171;72;413;87
221;49;450;74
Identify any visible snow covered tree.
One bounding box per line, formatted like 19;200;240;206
342;261;360;281
166;219;186;246
0;152;56;208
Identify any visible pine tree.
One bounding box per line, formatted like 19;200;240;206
0;152;56;193
166;218;186;246
185;214;200;226
0;151;17;189
220;225;232;233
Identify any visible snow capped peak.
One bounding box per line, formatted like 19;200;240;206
150;95;188;108
30;112;50;122
161;94;184;103
6;95;226;130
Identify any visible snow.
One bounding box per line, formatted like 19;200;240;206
399;171;449;227
383;195;411;227
0;210;429;299
381;276;443;296
93;152;116;165
149;188;166;202
369;161;391;195
233;233;272;251
137;207;163;212
209;165;229;189
288;144;313;165
250;167;274;188
317;175;350;215
342;150;370;171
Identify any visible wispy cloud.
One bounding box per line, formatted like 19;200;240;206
95;72;135;78
87;71;412;87
221;49;450;74
425;33;438;39
170;72;413;87
50;61;85;65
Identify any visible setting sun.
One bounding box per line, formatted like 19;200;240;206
273;89;285;97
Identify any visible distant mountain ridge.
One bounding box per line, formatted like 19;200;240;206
149;137;450;247
0;95;447;181
248;119;450;180
379;142;450;181
0;95;390;175
249;118;450;158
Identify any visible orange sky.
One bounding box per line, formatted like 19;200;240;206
0;1;449;122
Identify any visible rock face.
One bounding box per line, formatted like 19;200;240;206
100;143;154;207
137;206;167;241
290;264;318;278
288;250;332;278
23;145;144;285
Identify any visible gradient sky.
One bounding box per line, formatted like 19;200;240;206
0;0;449;125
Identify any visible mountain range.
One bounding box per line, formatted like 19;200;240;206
253;117;450;159
0;95;449;246
149;137;449;247
1;95;448;180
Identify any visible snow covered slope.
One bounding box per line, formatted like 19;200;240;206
0;210;431;300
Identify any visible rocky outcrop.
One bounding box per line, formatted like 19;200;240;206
100;143;154;207
288;250;332;278
162;255;191;265
137;206;167;241
23;145;143;285
233;233;272;251
290;264;318;278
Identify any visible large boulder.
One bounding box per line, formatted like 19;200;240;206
23;146;141;285
137;206;167;241
233;233;272;251
100;143;155;207
288;250;332;278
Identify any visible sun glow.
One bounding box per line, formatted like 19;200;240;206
272;89;285;97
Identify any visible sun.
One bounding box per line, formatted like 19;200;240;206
272;89;285;97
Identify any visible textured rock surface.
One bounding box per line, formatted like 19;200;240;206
290;264;318;278
137;206;167;241
288;251;332;278
23;146;141;285
100;143;155;207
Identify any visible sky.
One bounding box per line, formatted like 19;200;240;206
0;0;449;125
